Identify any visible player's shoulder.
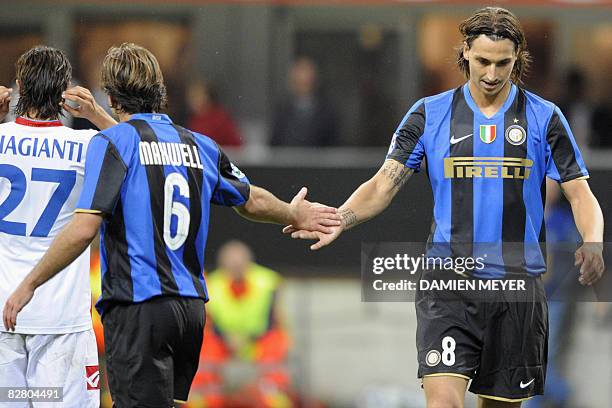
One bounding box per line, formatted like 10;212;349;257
520;87;557;115
0;121;18;131
98;121;137;139
422;87;457;106
407;87;457;120
85;122;141;166
407;88;457;117
95;122;141;149
182;126;221;155
62;127;98;142
184;126;216;146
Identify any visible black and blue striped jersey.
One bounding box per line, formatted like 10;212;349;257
76;113;250;315
387;83;588;278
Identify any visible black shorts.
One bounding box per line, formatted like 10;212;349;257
103;296;206;408
416;274;548;402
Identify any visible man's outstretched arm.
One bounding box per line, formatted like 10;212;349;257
285;159;414;250
3;213;102;331
234;185;341;234
336;159;414;230
560;178;605;285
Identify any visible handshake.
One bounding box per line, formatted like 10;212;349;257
279;186;349;251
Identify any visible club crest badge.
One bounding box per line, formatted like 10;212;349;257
230;163;245;179
505;125;527;146
426;350;441;367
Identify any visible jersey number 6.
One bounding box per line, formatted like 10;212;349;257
163;172;190;250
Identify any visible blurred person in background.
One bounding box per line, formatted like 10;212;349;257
286;7;605;408
0;45;116;407
556;68;593;149
88;247;114;408
4;42;340;408
189;240;292;408
271;56;338;146
523;179;580;408
187;79;243;147
590;98;612;148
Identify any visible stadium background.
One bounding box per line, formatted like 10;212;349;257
2;0;611;407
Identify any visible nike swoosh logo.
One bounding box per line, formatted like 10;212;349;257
520;378;535;388
450;133;473;144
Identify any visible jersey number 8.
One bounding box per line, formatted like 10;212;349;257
442;336;456;366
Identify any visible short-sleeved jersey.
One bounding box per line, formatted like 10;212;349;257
76;113;250;315
387;83;588;278
0;118;96;333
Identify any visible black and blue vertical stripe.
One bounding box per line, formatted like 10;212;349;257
76;114;250;315
387;84;588;278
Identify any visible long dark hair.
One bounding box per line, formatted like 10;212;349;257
456;7;532;84
15;46;72;119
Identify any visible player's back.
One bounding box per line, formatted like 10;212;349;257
0;118;96;333
76;114;250;315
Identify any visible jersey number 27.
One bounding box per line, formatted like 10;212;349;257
0;164;76;237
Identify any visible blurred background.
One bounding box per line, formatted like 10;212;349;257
2;0;611;407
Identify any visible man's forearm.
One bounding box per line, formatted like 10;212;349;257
235;186;293;225
23;217;98;289
339;162;413;230
338;181;391;230
89;106;117;130
569;192;604;242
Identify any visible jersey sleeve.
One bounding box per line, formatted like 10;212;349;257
386;99;426;171
75;134;128;215
211;146;250;206
545;106;589;183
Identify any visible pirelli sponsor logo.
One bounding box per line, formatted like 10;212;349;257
444;157;533;179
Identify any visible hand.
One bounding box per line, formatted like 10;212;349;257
575;242;605;286
0;86;12;122
61;86;101;120
3;282;35;331
227;335;248;354
288;187;341;234
283;223;343;251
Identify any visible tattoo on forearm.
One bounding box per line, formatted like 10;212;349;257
382;162;414;189
340;208;357;228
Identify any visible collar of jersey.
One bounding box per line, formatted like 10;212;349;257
462;82;517;120
15;116;62;127
130;113;173;123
